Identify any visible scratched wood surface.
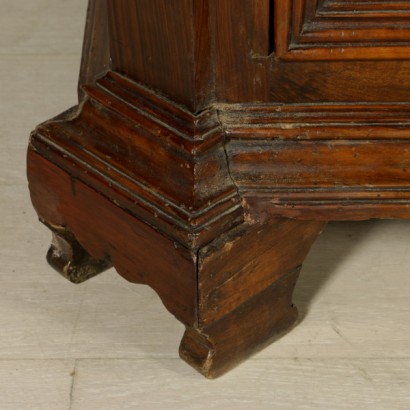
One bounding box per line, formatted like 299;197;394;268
1;0;410;408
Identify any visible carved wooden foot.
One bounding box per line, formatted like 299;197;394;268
179;268;300;378
178;217;324;378
27;145;324;377
45;224;111;284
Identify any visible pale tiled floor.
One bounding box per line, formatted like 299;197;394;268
1;1;409;409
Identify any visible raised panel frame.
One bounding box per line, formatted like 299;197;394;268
275;0;410;60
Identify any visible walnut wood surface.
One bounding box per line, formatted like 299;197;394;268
28;150;198;326
27;147;325;376
180;268;301;378
275;0;410;60
108;0;213;112
78;0;110;99
26;0;410;377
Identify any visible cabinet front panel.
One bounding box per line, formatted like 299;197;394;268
213;0;410;103
275;0;410;60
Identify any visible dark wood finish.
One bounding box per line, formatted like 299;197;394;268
78;0;110;100
275;0;410;60
223;103;410;220
213;0;410;103
28;150;198;326
180;267;301;379
197;218;324;327
46;223;112;284
108;0;213;112
28;147;324;375
30;72;244;249
27;0;410;377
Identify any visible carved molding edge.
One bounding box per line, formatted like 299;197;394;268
30;70;410;230
220;102;410;220
30;72;244;249
275;0;410;60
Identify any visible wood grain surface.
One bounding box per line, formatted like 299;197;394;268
4;0;409;406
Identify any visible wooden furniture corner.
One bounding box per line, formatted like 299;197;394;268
27;0;410;378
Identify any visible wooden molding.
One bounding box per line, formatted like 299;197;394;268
31;72;410;229
275;0;410;60
30;72;244;249
222;102;410;219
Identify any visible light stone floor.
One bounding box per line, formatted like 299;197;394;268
0;1;409;409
